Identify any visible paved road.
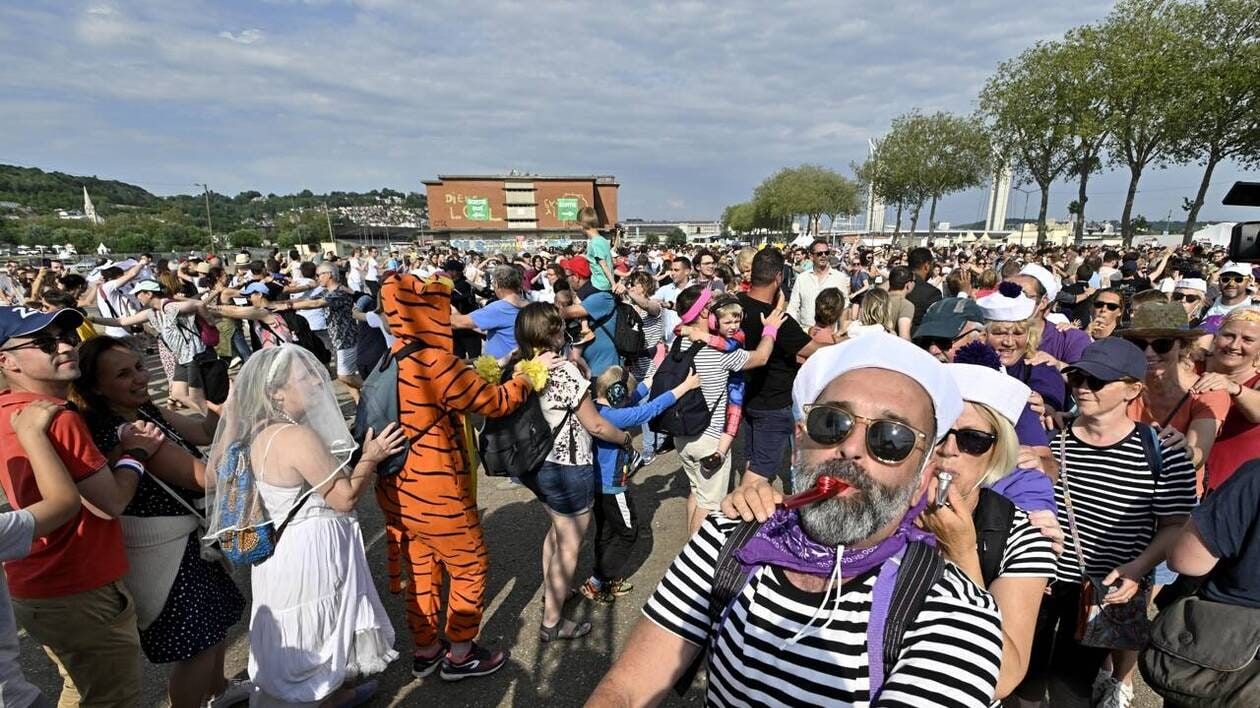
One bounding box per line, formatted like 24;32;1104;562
14;352;1163;706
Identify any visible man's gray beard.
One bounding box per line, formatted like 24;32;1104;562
793;458;919;547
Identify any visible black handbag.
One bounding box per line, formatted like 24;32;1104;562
1139;595;1260;706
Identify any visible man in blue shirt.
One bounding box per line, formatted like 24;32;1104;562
451;264;528;360
558;256;618;377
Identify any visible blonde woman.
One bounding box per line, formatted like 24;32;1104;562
1195;306;1260;490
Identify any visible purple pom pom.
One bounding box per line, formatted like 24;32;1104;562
997;281;1023;298
953;341;1001;369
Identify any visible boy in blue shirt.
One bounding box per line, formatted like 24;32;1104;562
580;207;615;292
580;365;700;601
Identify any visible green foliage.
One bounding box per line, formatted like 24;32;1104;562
0;165;155;214
746;164;859;235
643;232;660;247
665;227;687;249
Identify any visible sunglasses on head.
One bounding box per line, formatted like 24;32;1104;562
802;404;927;464
1067;371;1121;392
1221;275;1247;285
940;428;997;456
1128;337;1177;354
1170;292;1201;303
0;329;80;355
1093;301;1121;312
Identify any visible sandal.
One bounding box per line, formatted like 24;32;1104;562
539;618;592;643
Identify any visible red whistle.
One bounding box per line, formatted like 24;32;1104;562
781;476;849;510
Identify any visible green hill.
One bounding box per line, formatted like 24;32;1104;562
0;164;157;213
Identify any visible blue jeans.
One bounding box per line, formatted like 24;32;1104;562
231;322;252;362
640;423;661;461
743;406;795;492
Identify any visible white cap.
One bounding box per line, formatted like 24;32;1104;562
1220;262;1253;278
792;332;962;443
977;284;1037;322
1019;263;1060;302
1175;278;1208;293
945;364;1030;428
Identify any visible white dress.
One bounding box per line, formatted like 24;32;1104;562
249;480;396;706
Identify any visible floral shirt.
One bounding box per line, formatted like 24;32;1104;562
323;288;358;351
541;362;592;466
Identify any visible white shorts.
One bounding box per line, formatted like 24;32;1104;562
335;347;358;377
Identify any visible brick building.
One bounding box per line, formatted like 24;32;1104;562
423;174;618;243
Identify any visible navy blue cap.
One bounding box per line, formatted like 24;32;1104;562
913;297;986;341
1063;336;1147;382
0;307;85;348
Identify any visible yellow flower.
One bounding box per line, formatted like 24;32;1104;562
513;358;550;392
472;355;502;385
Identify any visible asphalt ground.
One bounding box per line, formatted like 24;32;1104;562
13;348;1163;707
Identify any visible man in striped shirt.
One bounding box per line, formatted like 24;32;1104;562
591;334;1004;707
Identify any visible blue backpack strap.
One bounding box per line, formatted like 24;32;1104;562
1138;423;1164;482
868;540;944;699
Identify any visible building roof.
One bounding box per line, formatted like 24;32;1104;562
424;174;618;185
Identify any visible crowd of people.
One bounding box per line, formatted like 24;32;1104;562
0;211;1257;707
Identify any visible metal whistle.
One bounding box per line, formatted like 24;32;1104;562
935;471;955;508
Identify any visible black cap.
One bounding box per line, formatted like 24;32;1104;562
1063;337;1147;382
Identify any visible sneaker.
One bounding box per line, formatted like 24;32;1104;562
578;578;608;602
439;643;509;681
411;640;449;679
207;678;254;707
604;578;634;597
1099;681;1134;708
1091;669;1112;705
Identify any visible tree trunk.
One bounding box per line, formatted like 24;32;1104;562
1182;153;1220;246
928;195;939;236
909;203;922;240
1037;187;1051;247
893;203;903;239
1120;165;1143;247
1074;168;1091;247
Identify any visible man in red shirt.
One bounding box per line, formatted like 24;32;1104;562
0;306;153;707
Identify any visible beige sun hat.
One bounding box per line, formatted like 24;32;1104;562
1119;301;1205;340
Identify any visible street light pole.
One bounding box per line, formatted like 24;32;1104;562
1012;186;1035;245
194;183;215;250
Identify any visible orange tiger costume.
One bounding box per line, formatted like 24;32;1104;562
376;273;533;650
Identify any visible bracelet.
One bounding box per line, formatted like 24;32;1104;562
114;456;146;478
1230;382;1243;397
762;325;779;340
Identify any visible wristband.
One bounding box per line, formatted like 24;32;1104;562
114;456;146;478
762;325;779;340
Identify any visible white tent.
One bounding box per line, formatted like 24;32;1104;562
1191;222;1235;247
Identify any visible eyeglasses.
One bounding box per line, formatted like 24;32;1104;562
939;428;997;456
1067;372;1121;392
0;330;80;355
801;404;927;464
1127;337;1177;354
1093;301;1121;312
1171;292;1201;303
1220;275;1246;285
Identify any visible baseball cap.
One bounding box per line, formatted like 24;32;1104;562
132;280;164;293
1220;262;1253;278
1063;337;1146;383
912;297;986;341
0;307;85;348
560;256;591;279
240;282;270;298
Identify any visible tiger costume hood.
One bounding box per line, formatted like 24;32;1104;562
380;272;455;352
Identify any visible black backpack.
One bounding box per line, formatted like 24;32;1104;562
648;338;725;437
973;488;1017;587
254;310;331;365
351;340;451;477
477;368;573;477
674;520;944;696
611;301;646;357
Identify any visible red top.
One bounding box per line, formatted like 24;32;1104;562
1205;372;1260;492
0;392;127;598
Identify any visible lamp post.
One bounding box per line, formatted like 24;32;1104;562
194;183;215;250
1012;186;1035;245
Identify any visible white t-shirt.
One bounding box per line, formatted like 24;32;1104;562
97;280;140;338
289;278;328;331
0;509;45;708
347;259;365;292
365;257;380;283
541;362;592;466
364;311;395;348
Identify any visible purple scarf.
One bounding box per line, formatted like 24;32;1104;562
735;498;936;577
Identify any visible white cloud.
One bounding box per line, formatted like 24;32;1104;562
218;28;264;45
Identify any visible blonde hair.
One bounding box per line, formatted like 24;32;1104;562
1222;305;1260;326
859;289;893;332
712;295;743;322
736;247;757;274
986;319;1038;359
578;206;600;230
974;402;1020;487
594;365;636;400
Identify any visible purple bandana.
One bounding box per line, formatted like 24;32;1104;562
735;498;935;577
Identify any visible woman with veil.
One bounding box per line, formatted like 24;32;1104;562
205;343;407;707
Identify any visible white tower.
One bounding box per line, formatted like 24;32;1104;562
865;139;886;234
983;168;1012;232
83;186;102;225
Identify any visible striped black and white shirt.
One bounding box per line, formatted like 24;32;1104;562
1053;425;1197;583
643;516;1004;707
998;508;1058;579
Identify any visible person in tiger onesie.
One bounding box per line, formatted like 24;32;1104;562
377;272;544;681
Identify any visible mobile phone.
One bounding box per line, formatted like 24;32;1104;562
233;297;247;306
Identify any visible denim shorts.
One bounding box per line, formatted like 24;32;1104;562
743;406;795;479
517;461;596;516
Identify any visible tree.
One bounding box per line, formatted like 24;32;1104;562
1099;0;1191;245
1059;25;1112;245
1132;214;1151;234
1170;0;1260;243
665;227;686;249
643;232;660;247
751;165;860;237
980;40;1077;245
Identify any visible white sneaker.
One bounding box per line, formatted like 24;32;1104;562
1100;681;1134;708
207;678;254;707
1091;670;1114;705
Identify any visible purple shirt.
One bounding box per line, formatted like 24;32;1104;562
1014;405;1049;447
1006;360;1066;412
989;467;1057;513
1038;321;1090;365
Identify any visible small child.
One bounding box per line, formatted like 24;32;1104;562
582;365;700;602
581;207;616;292
676;296;746;475
809;287;847;346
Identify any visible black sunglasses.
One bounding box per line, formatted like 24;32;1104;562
802;404;927;464
1127;337;1177;354
1093;301;1121;312
813;250;830;256
0;329;80;355
1067;371;1120;392
1171;292;1201;303
1220;275;1246;285
940;428;997;456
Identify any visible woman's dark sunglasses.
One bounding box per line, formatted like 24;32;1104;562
802;404;926;464
1093;301;1121;312
0;330;80;355
1128;337;1177;354
1170;292;1201;303
940;428;997;456
1067;371;1120;391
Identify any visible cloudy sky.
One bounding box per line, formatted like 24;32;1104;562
2;1;1255;226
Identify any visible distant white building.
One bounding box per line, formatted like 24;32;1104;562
83;186;103;224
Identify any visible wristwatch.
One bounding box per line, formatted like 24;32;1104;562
123;447;151;463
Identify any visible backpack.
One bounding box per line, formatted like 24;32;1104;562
351;340;447;477
974;488;1017;587
673;520;945;696
196;314;220;348
256;311;331;364
477;367;574;477
212;439;309;567
648;338;725;437
611;301;646;357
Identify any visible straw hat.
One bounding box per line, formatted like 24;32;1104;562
1120;301;1205;340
